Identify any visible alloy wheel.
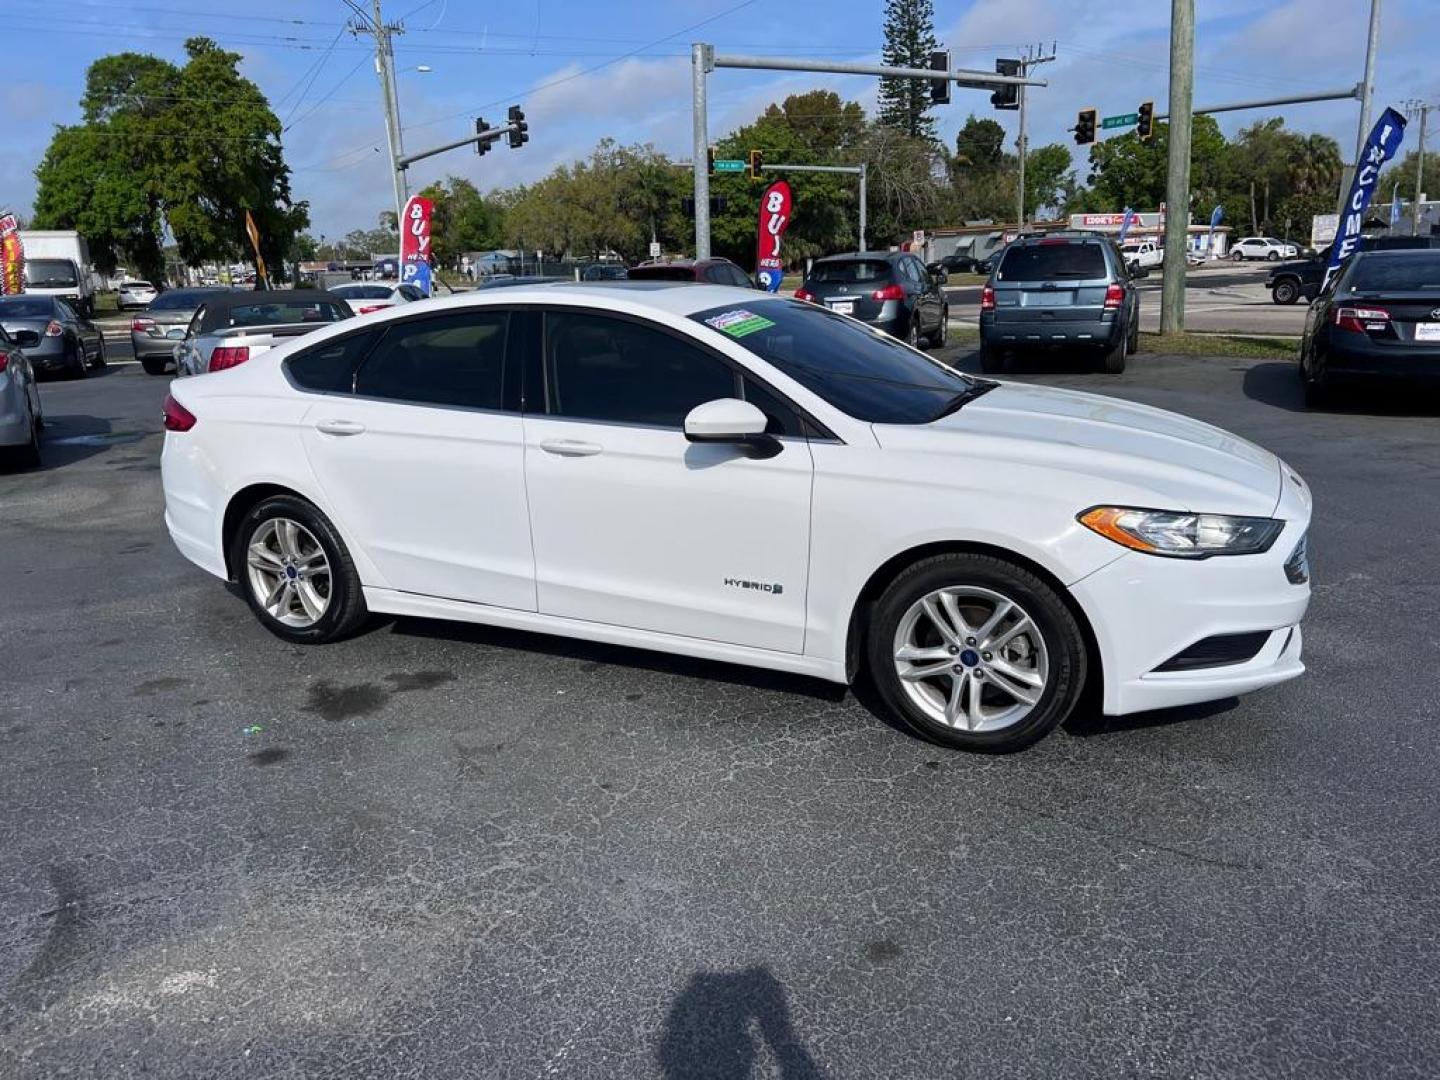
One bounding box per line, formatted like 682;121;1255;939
891;586;1049;732
245;518;332;628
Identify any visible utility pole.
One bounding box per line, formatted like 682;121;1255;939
1160;0;1193;335
1412;102;1429;237
1338;0;1382;214
348;0;408;237
1014;46;1056;228
692;43;713;259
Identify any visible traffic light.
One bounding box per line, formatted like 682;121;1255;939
506;105;529;149
929;50;951;105
1136;100;1155;142
990;58;1020;110
475;117;491;156
1074;107;1097;146
707;146;715;177
747;149;763;181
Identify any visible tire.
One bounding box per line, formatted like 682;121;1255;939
1101;328;1128;374
1231;250;1244;262
1267;251;1281;261
929;306;949;349
1300;349;1331;407
1127;310;1140;354
13;411;41;469
92;335;107;369
905;315;922;349
1272;279;1299;305
231;494;369;644
141;356;169;376
979;345;1006;374
67;342;88;380
865;553;1087;753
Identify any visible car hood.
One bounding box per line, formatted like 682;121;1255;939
872;380;1283;517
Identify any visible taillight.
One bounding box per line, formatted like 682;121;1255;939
793;287;815;303
980;284;996;311
1333;305;1389;333
45;320;64;337
0;353;8;374
209;345;250;371
1103;282;1125;310
871;283;905;301
131;318;156;332
162;394;196;432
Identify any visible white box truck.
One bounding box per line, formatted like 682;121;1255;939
18;230;96;314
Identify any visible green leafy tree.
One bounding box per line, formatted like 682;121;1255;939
1085;114;1228;215
878;0;938;141
32;39;307;284
1024;144;1080;219
1379;149;1440;214
415;176;506;266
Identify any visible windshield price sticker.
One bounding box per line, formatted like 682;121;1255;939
705;309;775;338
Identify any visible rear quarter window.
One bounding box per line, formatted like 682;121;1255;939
996;244;1108;281
285;328;380;393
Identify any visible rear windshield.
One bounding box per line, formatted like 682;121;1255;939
627;265;694;281
150;289;223;311
334;284;393;299
996;243;1107;281
689;299;977;424
807;260;892;285
1344;254;1440;292
221;301;348;328
123;281;154;289
23;259;78;287
0;297;55;318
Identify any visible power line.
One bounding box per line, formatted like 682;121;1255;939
286;52;373;132
281;24;350;128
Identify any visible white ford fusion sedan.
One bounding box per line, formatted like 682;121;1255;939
161;282;1311;752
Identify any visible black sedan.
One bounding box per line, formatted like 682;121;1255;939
1299;248;1440;406
0;295;106;379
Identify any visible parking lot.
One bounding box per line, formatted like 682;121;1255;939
3;341;1439;1078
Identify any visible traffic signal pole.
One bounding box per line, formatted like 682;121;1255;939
1159;0;1194;335
690;45;1047;259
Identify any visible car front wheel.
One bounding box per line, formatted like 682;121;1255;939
1267;251;1281;261
1231;250;1244;261
232;495;369;644
1272;279;1299;305
866;553;1087;753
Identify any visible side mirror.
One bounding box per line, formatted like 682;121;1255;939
13;329;40;348
683;398;780;457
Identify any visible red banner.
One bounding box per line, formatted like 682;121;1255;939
754;180;792;292
399;196;433;266
0;214;23;297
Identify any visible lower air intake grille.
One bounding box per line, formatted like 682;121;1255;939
1154;631;1273;672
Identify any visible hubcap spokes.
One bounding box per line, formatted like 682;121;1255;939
892;586;1049;732
246;518;331;628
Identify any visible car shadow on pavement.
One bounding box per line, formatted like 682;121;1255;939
1063;696;1239;738
386;617;850;704
2;415;144;474
656;966;825;1080
1243;362;1440;416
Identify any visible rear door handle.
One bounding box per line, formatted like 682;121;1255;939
539;439;603;457
315;419;366;436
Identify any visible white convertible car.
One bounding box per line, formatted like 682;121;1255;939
161;282;1311;752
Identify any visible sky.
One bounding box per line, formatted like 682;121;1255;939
3;0;1435;241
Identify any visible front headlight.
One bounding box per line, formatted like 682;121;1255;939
1079;506;1284;558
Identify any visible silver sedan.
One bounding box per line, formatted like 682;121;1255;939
0;324;43;468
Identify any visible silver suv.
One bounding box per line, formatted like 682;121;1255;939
978;235;1142;375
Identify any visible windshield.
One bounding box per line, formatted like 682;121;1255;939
150;289;222;311
690;299;977;424
996;243;1107;280
1343;254;1440;292
224;301;348;328
23;259;78;287
807;260;892;285
0;297;56;318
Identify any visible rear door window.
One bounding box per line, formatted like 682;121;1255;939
996;243;1107;281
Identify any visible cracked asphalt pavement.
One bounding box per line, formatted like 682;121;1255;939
2;346;1438;1078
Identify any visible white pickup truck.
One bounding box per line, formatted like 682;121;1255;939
1120;240;1163;272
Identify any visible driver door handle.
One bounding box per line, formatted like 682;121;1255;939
315;418;366;436
539;439;603;457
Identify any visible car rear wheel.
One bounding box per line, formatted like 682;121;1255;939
233;495;368;644
67;342;87;380
92;336;106;369
1231;250;1245;262
930;306;949;348
1267;251;1280;261
906;317;922;349
979;345;1006;374
12;410;41;469
1100;326;1128;374
866;553;1087;753
1272;279;1299;305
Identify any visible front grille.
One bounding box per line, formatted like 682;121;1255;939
1154;631;1273;672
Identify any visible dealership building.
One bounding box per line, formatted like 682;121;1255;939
922;210;1234;264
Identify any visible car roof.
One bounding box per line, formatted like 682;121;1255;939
814;251;901;264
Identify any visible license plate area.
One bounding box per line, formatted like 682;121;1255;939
1415;322;1440;342
828;300;855;316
